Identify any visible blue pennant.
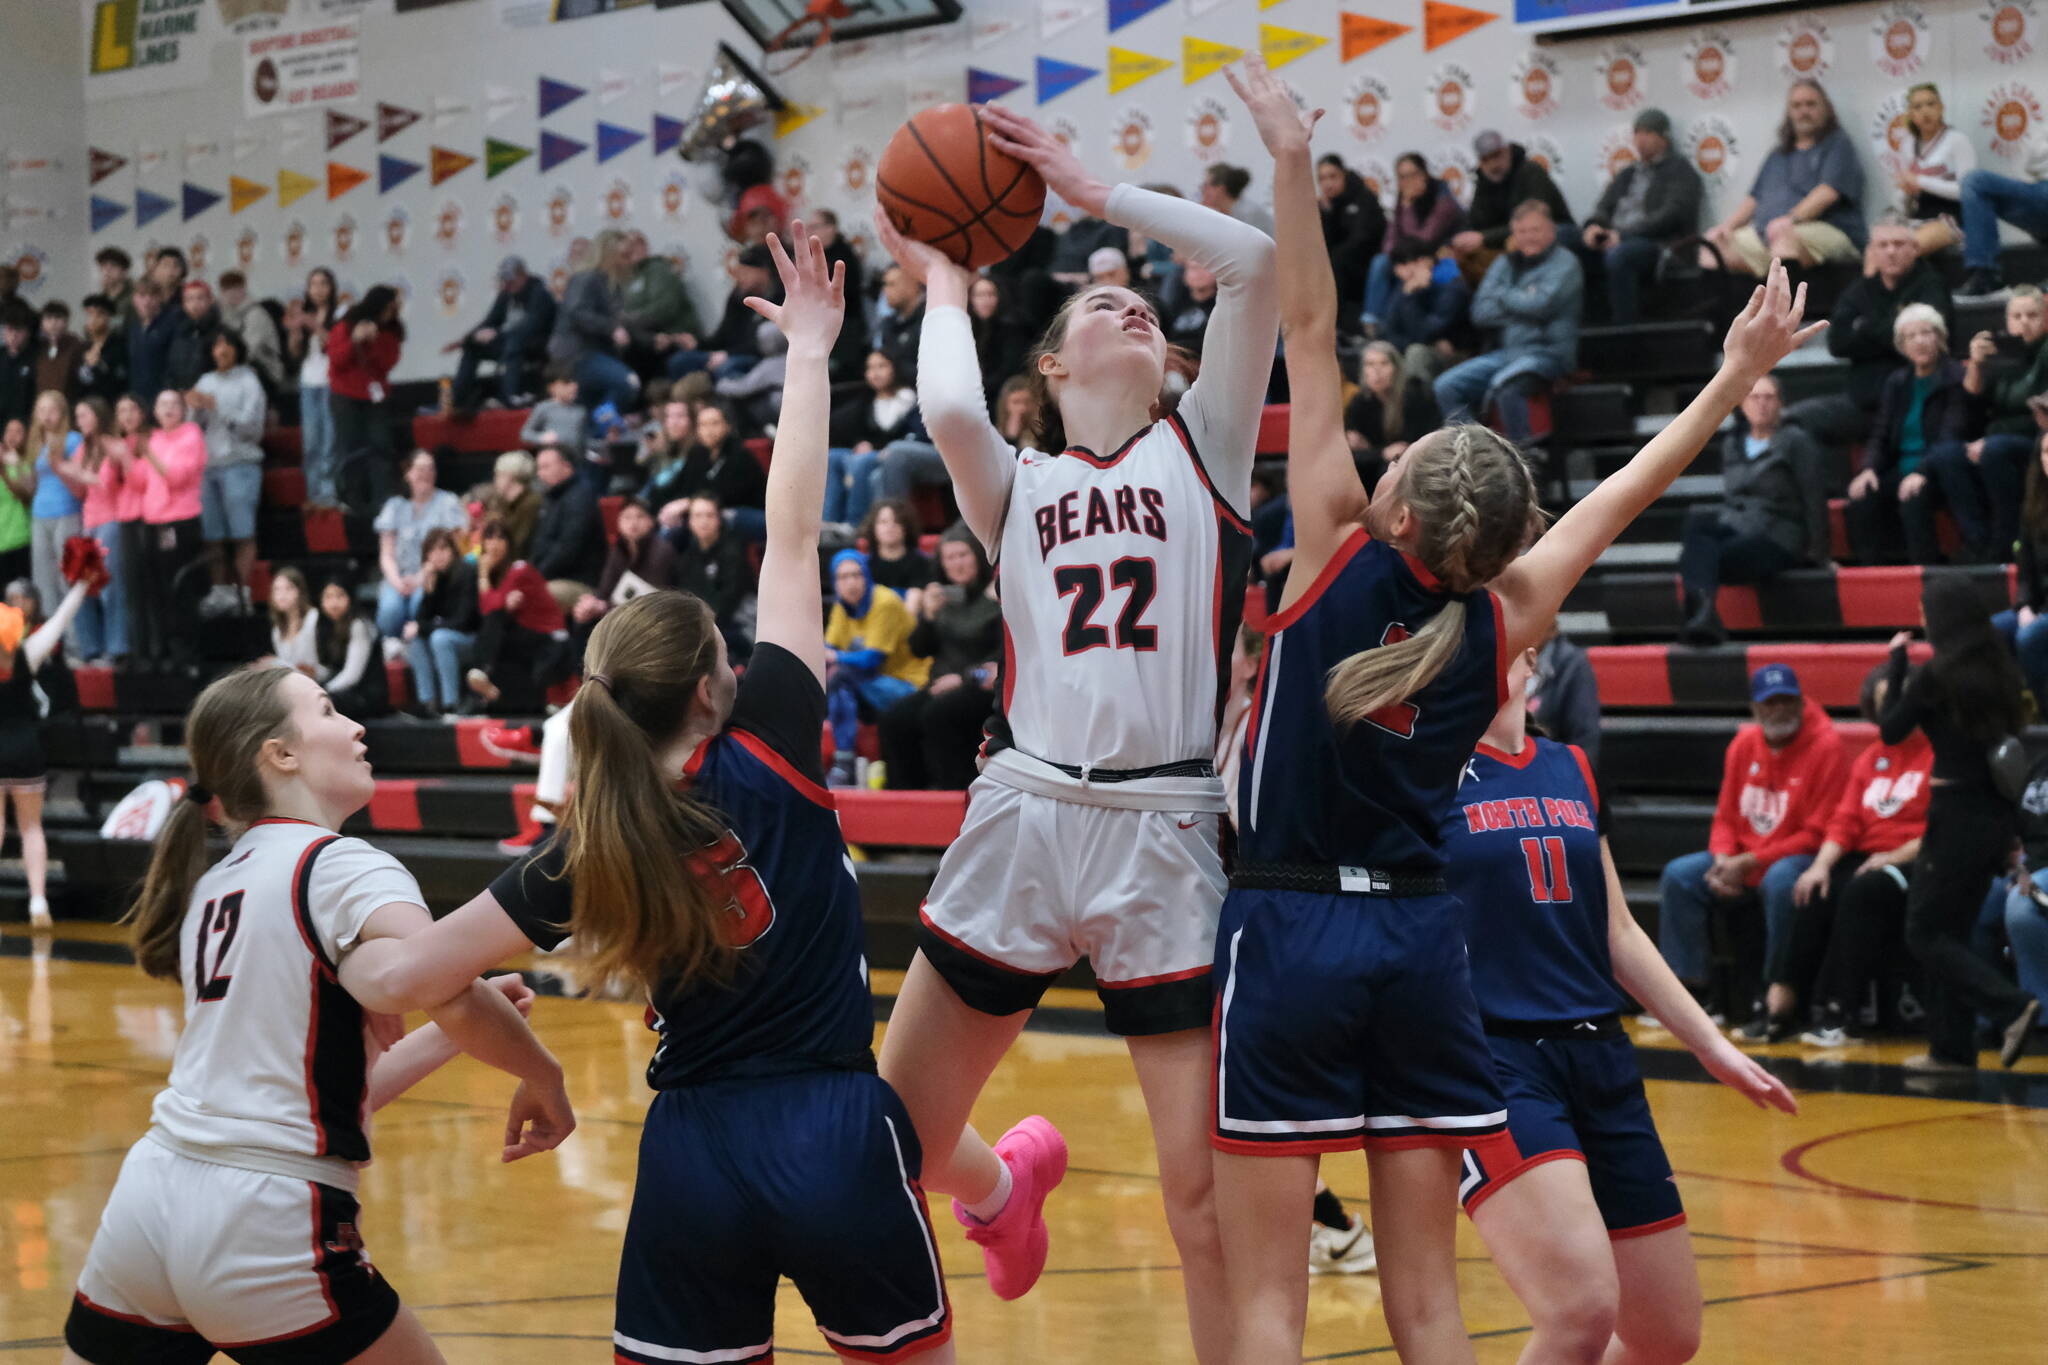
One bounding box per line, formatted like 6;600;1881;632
538;75;586;119
596;121;645;163
181;181;221;221
378;154;423;193
135;187;175;228
652;113;685;157
91;195;128;233
1106;0;1171;31
967;67;1025;104
1035;56;1098;105
540;129;587;172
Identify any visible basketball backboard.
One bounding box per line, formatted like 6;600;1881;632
716;0;962;51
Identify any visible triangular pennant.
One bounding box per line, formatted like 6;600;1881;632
433;94;471;128
1259;23;1328;68
486;84;520;124
233;127;264;162
277;167;320;207
90;147;128;184
431;146;477;186
598;67;633;104
229;176;268;214
1341;11;1411;61
1108;45;1173;93
326;109;369;151
1036;55;1099;104
1423;0;1497;50
967;67;1027;103
378;103;423;143
539;130;586;172
652;114;686;157
1107;0;1172;31
486;138;532;178
774;105;826;139
539;75;586;119
1039;0;1096;39
971;18;1022;49
379;154;423;193
597;121;646;162
135;186;175;228
1182;35;1243;83
277;118;309;155
91;195;128;233
1260;0;1288;7
182;181;222;221
327;161;369;200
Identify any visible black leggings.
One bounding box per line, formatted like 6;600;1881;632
475;611;571;714
1774;854;1920;1020
878;681;996;791
1677;509;1800;603
330;391;396;515
1908;785;2030;1063
134;518;203;666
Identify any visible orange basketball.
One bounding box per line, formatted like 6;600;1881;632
877;103;1047;269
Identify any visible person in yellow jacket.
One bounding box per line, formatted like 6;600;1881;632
824;547;930;788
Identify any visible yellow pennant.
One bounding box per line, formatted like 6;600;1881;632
277;167;319;208
1182;35;1244;84
229;176;268;214
1260;22;1329;69
1260;0;1289;8
775;103;825;138
1108;46;1173;94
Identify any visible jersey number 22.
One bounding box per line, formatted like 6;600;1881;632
1056;559;1159;655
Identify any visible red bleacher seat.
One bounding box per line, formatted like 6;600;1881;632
836;791;969;848
1256;405;1289;457
745;437;772;470
385;659;411;708
600;495;625;543
412;410;529;454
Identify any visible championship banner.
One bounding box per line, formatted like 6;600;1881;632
85;0;217;104
245;22;362;118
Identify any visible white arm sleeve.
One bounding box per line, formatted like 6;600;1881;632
916;305;1017;552
1105;182;1277;519
309;838;427;963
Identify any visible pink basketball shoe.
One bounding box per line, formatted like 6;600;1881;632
953;1115;1068;1300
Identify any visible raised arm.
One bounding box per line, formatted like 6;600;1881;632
746;225;844;686
1222;56;1364;608
1492;261;1822;655
26;581;92;673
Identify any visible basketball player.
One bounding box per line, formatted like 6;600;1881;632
870;91;1280;1356
337;227;956;1365
63;665;574;1365
1210;57;1821;1362
1449;646;1796;1363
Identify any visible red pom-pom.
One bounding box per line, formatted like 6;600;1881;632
62;536;111;596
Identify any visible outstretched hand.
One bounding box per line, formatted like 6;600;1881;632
1722;259;1826;380
1703;1039;1800;1115
979;102;1111;219
1222;54;1321;155
743;223;845;354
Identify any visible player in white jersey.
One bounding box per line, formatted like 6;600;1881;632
64;665;574;1365
871;88;1277;1360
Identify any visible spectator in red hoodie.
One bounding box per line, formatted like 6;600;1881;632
1751;665;1934;1044
464;517;572;715
1656;663;1847;1019
327;284;404;514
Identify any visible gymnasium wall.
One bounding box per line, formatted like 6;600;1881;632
1;2;89;308
35;0;2047;384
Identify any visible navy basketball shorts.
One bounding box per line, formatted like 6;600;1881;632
1458;1032;1686;1239
1211;887;1517;1161
613;1069;952;1365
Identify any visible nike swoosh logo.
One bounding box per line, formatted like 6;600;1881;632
1332;1225;1367;1257
1177;817;1203;829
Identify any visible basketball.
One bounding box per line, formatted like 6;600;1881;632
877;102;1046;269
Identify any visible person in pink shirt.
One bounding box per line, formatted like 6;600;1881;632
133;389;206;667
73;397;129;664
110;395;150;652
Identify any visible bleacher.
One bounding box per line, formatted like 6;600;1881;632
16;245;2048;986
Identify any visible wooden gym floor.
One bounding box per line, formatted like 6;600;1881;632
4;926;2046;1362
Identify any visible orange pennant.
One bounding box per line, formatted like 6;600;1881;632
1423;0;1497;50
327;161;369;200
1342;11;1411;61
430;146;477;186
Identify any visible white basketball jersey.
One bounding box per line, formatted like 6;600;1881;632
986;412;1252;800
148;819;424;1185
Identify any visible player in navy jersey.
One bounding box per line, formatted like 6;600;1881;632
1448;648;1795;1363
345;228;955;1365
1213;58;1822;1363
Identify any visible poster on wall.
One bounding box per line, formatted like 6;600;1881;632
84;0;218;103
245;22;362;118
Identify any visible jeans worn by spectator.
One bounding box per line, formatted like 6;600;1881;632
407;626;475;711
1992;607;2048;705
1433;350;1566;443
376;583;424;640
1927;434;2033;560
452;329;539;409
826;670;918;756
331;391;396;515
874;439;948;505
74;521;128;659
29;513;82;653
1960;170;2048;274
1658;849;1812;988
2001;871;2048;1014
573;351;639;420
825;447;882;526
1600;237;1664;326
664;350;759;384
299;384;336;505
1678;507;1802;604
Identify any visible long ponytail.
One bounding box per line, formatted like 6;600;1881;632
124;665;299;980
556;590;738;996
1326;424;1541;728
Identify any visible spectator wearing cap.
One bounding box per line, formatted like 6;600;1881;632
1702;79;1866;277
1434;200;1582;443
162;279;222;394
1580;108;1706;325
1087;247;1132;288
216;271;285;395
94;246;134;324
548;228;642;418
1200;162;1274;236
448;256;556;414
667;243;784;385
1451;129;1573;283
1657;662;1847;1015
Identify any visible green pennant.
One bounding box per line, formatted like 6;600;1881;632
485;137;532;179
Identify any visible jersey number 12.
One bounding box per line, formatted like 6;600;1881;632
195;890;245;1002
1520;838;1573;904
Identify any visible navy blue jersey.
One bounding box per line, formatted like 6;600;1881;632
1441;738;1622;1026
494;645;873;1089
1237;529;1507;870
